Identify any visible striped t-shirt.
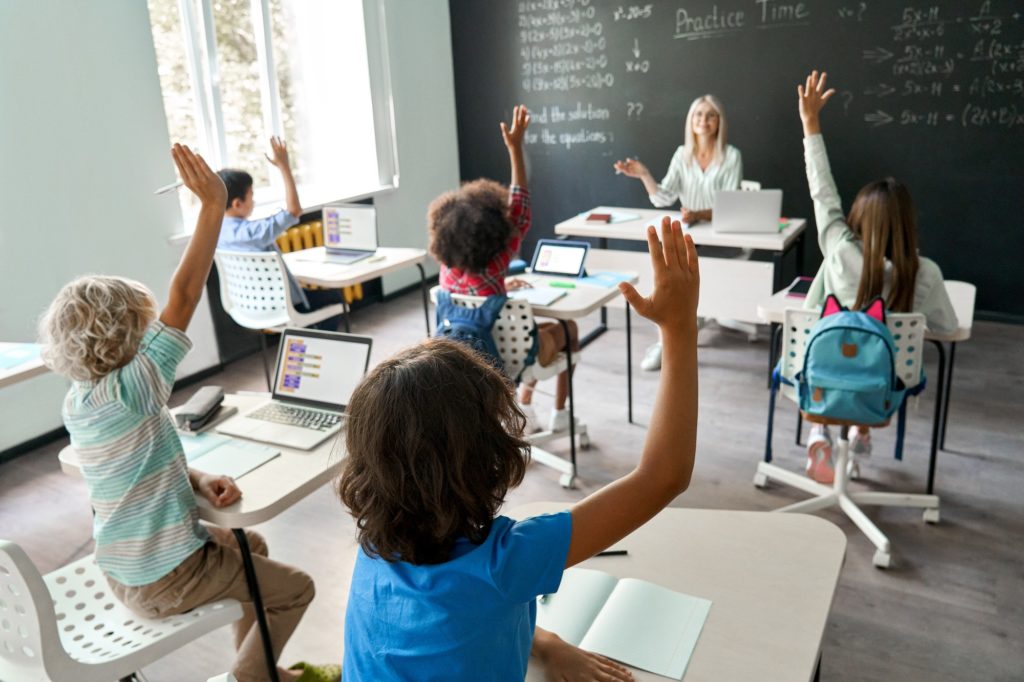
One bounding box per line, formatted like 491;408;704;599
63;321;208;586
649;144;743;211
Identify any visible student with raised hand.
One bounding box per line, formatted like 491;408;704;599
339;215;699;680
797;70;958;480
613;95;743;371
39;145;323;682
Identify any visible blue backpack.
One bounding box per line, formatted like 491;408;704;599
796;296;907;427
434;291;509;376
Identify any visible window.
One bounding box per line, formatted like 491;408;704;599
148;0;397;225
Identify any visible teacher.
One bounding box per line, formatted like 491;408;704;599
614;94;743;370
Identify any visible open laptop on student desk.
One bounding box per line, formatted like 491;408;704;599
216;329;371;450
321;204;378;264
711;189;783;233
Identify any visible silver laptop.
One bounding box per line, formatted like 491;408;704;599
712;190;783;233
216;329;372;450
322;204;378;264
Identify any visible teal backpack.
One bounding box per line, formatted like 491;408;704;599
796;295;907;426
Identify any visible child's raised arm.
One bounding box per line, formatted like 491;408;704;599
500;105;530;190
160;144;227;332
266;135;302;218
565;217;699;567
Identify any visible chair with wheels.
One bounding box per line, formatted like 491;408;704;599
0;540;242;682
755;308;940;568
430;286;588;488
214;250;345;390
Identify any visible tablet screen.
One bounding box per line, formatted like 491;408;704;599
530;240;589;277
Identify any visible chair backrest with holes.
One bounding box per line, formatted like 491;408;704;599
0;540;65;679
214;250;297;330
779;303;925;425
432;289;538;383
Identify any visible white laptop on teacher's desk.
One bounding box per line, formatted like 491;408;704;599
216;329;372;450
712;189;783;233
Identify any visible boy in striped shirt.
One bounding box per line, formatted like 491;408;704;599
40;145;316;682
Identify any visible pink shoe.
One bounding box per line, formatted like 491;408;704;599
806;428;834;484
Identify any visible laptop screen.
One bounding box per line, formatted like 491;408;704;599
529;239;590;277
272;330;372;411
323;205;378;252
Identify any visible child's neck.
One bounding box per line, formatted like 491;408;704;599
225;207;248;219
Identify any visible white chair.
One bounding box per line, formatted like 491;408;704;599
214;250;345;390
0;541;242;682
755;308;940;568
740;179;762;191
431;287;589;488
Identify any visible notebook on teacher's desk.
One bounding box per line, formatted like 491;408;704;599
537;567;711;680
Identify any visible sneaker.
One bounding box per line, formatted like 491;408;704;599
850;427;872;459
548;408;569;433
520;404;540;434
805;425;834;484
641;342;662;371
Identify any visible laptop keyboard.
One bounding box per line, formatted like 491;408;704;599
248;404;342;431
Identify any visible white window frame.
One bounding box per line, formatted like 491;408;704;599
174;0;398;204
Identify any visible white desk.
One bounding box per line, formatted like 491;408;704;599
0;343;47;389
756;281;977;494
555;206;808;293
58;394;342;682
511;502;846;682
283;246;431;335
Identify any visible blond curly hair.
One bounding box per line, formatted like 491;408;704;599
39;276;158;381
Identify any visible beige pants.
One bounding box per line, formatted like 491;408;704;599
108;527;315;682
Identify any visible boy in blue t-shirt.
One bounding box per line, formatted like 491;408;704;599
338;216;702;680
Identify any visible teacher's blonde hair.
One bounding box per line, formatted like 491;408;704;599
39;276;158;381
683;94;728;166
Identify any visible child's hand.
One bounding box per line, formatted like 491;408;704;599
171;144;227;208
798;70;835;135
500;105;531;150
265;135;291;170
506;278;533;291
536;631;633;681
618;216;699;336
196;473;242;507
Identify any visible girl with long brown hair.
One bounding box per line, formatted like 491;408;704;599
798;70;957;481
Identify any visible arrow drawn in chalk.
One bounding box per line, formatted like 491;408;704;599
864;110;894;126
632;38;640;58
864;83;896;97
863;47;894;64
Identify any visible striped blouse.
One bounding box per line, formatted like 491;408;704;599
649;144;743;210
63;321;208;586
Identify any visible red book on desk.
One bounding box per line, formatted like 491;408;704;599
585;212;612;223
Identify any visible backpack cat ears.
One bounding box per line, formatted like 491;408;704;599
821;294;886;323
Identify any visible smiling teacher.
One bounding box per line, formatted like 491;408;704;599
614;94;743;370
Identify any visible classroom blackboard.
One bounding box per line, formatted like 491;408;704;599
450;0;1024;319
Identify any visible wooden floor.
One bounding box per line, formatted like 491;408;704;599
3;291;1022;681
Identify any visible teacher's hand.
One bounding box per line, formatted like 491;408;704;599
613;157;650;179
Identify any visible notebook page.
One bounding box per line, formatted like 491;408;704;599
579;578;711;680
536;568;619;646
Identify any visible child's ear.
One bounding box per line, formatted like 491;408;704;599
821;294;845;318
863;297;886;323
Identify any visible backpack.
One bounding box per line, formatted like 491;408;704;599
796;295;907;427
434;291;509;376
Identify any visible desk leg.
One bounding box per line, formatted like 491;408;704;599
599;237;608;327
560;320;578;485
796;230;806;277
772;251;785;292
795;411;803;446
417;263;431;336
813;654;821;682
927;340;947;495
939;342;956;450
257;333;273;392
767;323;781;389
626;303;633;424
232;529;280;682
341;299;352;333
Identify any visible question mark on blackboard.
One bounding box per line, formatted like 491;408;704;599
857;2;867;21
627;101;644;120
841;91;854;115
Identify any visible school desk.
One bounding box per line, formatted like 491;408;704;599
510;502;846;682
58;393;343;682
0;343;47;389
282;246;431;335
756;280;977;494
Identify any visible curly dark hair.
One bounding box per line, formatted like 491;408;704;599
427;178;513;272
337;338;530;565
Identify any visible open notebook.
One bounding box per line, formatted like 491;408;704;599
179;432;280;480
537;567;711;679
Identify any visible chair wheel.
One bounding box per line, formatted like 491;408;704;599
923;507;940;524
579;433;591;450
872;550;891;569
753;472;769;489
559;473;576;489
